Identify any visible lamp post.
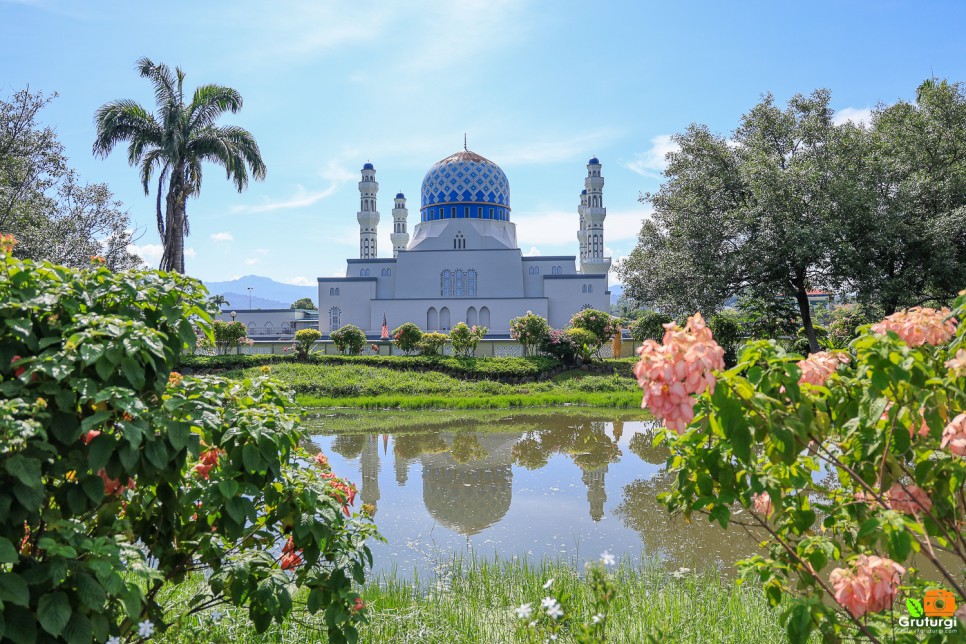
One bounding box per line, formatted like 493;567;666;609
229;311;236;322
247;287;253;309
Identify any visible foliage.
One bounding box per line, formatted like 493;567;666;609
510;312;551;356
291;297;317;311
0;88;141;271
826;303;877;349
540;329;579;364
736;295;800;341
93;58;266;273
391;322;423;355
0;241;376;643
208;294;229;308
449;322;488;358
211;320;252;355
629;311;674;343
791;324;828;355
417;332;448;356
291;328;322;360
569;308;616;358
642;296;966;642
564;328;600;362
330;325;366;355
708;310;744;367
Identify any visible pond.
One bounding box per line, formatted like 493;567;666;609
306;410;763;579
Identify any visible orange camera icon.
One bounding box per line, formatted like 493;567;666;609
924;589;957;617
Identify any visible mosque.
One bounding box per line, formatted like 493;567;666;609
317;147;612;336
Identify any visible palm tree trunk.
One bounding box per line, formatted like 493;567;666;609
160;172;186;273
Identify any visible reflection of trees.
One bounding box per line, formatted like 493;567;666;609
331;434;365;459
451;433;488;464
615;474;763;569
394;433;448;459
511;420;621;471
627;428;668;465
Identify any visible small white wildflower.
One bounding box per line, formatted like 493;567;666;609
546;600;564;619
591;613;604;624
542;577;554;589
106;637;121;644
137;620;155;638
514;603;532;619
541;596;557;609
600;550;616;566
670;567;691;579
211;609;224;622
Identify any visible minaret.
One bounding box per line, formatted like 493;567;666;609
390;192;409;258
357;162;379;259
577;189;588;262
580;157;611;274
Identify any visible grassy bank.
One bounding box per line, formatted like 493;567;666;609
154;558;789;643
224;362;643;410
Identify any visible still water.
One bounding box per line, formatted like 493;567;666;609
307;410;762;579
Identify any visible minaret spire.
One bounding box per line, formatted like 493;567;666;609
391;191;410;257
579;157;611;275
357;162;380;259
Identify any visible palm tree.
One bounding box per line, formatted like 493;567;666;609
93;58;266;273
209;294;230;309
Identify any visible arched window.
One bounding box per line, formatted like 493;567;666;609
467;269;477;296
555;265;562;274
427;307;438;330
386;268;391;276
467;306;478;326
329;307;341;331
587;284;593;293
335;287;340;295
454;232;465;250
441;270;451;296
454;269;466;296
479;306;490;327
360;269;365;277
582;284;587;293
440;306;450;330
329;288;335;296
265;321;274;335
248;322;255;334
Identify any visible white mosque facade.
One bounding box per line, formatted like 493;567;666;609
318;149;611;336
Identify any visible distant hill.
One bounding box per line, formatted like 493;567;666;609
610;284;623;306
204;275;316;310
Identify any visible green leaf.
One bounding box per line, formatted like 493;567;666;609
144;438;168;469
0;574;29;606
37;591;70;636
243;444;262;473
120;358;145;390
5;318;32;340
306;588;324;614
2;605;37;644
906;598;924;618
63;613;93;644
785;602;814;644
218;479;239;499
4;456;41;488
74;575;106;611
0;538;17;564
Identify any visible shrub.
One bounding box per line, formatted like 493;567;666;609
449;322;488;357
330;324;367;355
392;322;423;355
0;237;376;643
291;328;322;360
630;311;673;343
540;328;579;363
826;303;876;349
509;312;550;356
570;309;616;359
417;332;448;356
564;328;599;362
212;319;253;355
635;301;966;643
708;310;744;367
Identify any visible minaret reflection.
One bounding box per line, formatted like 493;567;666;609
359;434;381;516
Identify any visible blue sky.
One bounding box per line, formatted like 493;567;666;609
3;0;965;286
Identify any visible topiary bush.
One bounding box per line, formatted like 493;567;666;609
509;312;550;357
540;328;579;364
449;322;488;358
569;309;616;359
0;236;377;644
330;324;367;355
630;311;673;343
212;320;253;355
291;328;322;360
417;332;448;356
392;323;423;355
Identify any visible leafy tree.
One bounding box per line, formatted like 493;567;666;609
391;322;423;355
569;308;616;359
0;236;375;643
618;90;865;353
563;328;599;362
736;294;801;341
291;328;322;360
291;297;317;310
417;332;448;356
209;294;229;308
629;311;673;343
708;310;744;367
211;320;252;355
93;58;266;273
330;324;366;355
449;322;488;357
509;312;550;356
0;88;141;271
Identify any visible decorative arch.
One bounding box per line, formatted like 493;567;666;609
264;321;274;335
329;307;341;331
427;307;438;330
479;306;490;328
440;306;451;330
466;306;478;326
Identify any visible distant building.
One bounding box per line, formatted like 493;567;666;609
317;148;612;337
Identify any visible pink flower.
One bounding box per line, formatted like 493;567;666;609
871;307;957;347
633;313;725;434
798;351;850;386
81;430;101;445
941;413;966;456
753;491;774;516
313;452;330;470
886;483;932;515
879;402;930;438
946;349;966;378
830;555;904;617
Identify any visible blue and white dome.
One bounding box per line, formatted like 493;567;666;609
419;149;511;223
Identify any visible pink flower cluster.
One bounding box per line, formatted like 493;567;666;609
871;307;957;347
947;349;966;378
879;402;930;439
829;555;905;617
798;351;850;386
752;491;774;516
886;483;932;515
633;313;725;434
941;413;966;456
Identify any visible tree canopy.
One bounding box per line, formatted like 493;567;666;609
0;89;141;271
291;297;317;310
617;80;966;352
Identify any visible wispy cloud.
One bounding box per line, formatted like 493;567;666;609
211;232;234;242
185;247;197;258
244;257;260;266
525;246;541;256
833;106;873;127
128;243;163;265
285;276;316;286
515;209;648;246
495;129;622;166
230;184;338;214
625;135;679;178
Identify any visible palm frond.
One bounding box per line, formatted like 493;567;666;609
92;100;162;157
188;84;243;129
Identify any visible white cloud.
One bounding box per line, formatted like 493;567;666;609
230;184;338;214
255;248;269;255
515;209;648;246
184;247;197;258
494;129;621;166
525;246;541;256
244;257;260;266
211;232;234;242
128;243;163;264
320;160;357;184
833;106;873;127
625;134;679;177
285;276;316;286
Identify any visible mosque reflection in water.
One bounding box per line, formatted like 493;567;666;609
318;414;760;573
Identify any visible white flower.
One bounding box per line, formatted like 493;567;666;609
541;596;557;609
107;638;121;644
137;620;155;638
591;613;604;624
545;600;564;619
670;567;691;579
542;577;554;589
514;603;532;619
600;550;616;566
211;609;224;622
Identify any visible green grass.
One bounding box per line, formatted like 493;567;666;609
154;557;790;643
226;362;644;410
